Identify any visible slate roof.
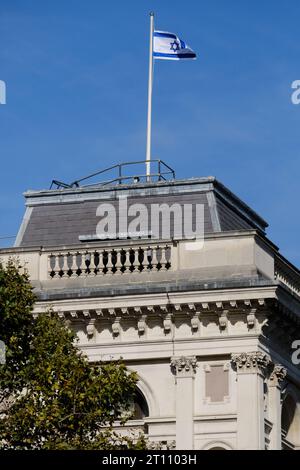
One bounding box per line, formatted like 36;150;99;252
15;177;268;248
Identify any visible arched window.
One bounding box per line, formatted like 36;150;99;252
203;441;232;450
208;447;226;450
131;388;149;420
281;394;300;449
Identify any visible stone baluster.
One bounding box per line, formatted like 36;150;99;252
151;246;158;272
160;245;168;271
89;251;96;276
114;249;122;275
98;251;104;275
124;249;131;274
70;251;78;277
106;250;113;274
133;248;140;272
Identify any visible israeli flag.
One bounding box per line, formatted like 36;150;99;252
153;30;196;60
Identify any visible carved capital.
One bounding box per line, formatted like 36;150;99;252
231;352;271;375
269;364;287;387
170;356;197;377
148;440;176;450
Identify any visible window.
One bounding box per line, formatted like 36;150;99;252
131;388;149;420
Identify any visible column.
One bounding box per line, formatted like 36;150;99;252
268;364;287;450
231;352;271;450
171;356;197;450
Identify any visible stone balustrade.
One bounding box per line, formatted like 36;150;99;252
275;254;300;298
48;243;172;278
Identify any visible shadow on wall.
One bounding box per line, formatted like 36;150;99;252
281;390;300;449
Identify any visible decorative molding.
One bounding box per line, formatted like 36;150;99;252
34;296;277;321
149;440;176;450
170;356;197;377
137;315;147;335
112;317;121;337
86;319;96;338
231;352;271;375
163;314;172;334
246;309;256;328
204;362;230;372
218;310;228;330
32;296;291;344
190;313;199;332
269;364;287;387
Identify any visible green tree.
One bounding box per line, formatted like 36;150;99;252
0;260;146;449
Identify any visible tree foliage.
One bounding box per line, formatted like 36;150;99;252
0;260;146;449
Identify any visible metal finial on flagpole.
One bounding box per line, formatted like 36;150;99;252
146;12;154;182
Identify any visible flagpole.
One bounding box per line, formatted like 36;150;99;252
146;12;154;182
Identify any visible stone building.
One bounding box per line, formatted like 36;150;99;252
1;167;300;450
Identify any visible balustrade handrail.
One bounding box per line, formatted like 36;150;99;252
46;238;176;255
0;238;176;255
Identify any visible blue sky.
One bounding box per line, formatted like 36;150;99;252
0;1;300;265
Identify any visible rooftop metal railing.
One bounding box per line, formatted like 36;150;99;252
50;160;175;190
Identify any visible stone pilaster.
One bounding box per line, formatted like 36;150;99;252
268;364;287;450
231;352;271;450
171;356;197;450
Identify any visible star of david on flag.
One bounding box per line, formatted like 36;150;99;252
153;30;196;60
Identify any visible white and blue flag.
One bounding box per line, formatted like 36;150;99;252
153;30;196;60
